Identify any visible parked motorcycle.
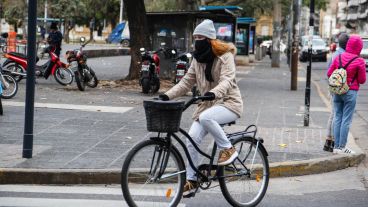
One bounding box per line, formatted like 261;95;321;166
2;49;73;86
65;37;98;91
171;50;192;84
139;47;160;94
0;65;18;99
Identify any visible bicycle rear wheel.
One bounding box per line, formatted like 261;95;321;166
121;139;185;207
219;137;269;207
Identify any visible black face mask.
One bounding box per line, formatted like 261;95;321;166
193;39;214;63
193;39;215;82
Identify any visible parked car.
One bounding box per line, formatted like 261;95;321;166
106;21;130;47
360;37;368;72
299;37;328;62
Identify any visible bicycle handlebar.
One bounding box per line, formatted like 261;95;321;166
183;95;213;111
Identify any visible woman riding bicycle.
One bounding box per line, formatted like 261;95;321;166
159;19;243;196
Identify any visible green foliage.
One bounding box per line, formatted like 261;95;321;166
145;0;178;11
2;0;27;28
302;0;328;10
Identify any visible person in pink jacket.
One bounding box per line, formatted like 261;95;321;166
327;34;366;154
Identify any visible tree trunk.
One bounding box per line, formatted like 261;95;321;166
64;22;70;43
124;0;150;80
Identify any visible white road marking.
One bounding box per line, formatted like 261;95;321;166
0;185;186;207
2;101;133;113
0;197;186;207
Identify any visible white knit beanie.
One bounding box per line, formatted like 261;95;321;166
193;19;216;39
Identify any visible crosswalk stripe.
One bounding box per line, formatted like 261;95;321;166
0;197;185;207
0;185;186;207
2;101;133;113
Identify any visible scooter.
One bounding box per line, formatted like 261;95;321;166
139;47;160;94
2;49;73;86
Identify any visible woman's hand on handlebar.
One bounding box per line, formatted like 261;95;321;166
203;92;215;101
158;94;170;101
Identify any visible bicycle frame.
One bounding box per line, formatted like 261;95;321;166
149;105;265;185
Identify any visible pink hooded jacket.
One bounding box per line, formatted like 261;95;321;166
327;35;366;91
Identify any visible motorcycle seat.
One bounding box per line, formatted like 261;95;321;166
8;52;27;59
8;52;40;62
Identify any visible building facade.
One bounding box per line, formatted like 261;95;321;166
336;0;368;36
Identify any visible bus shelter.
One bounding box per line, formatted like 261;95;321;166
236;17;256;56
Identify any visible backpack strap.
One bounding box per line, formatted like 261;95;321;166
338;55;343;69
343;56;359;69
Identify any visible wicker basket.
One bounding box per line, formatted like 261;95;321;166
143;100;185;133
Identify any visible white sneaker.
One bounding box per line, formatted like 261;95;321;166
341;147;355;154
333;148;343;154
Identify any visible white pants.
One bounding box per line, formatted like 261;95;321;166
186;105;238;181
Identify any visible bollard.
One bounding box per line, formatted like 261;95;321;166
256;46;262;60
261;46;267;58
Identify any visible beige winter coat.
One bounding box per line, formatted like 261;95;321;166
165;45;243;120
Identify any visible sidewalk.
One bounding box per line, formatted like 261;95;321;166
0;57;365;184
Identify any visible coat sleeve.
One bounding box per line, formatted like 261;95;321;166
357;58;366;85
327;57;339;77
165;61;196;100
210;53;236;99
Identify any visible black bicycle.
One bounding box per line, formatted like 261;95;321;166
121;96;269;207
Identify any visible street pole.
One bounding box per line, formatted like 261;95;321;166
44;0;47;26
22;0;37;158
291;0;301;90
272;0;281;67
304;0;314;127
287;4;292;68
119;0;124;23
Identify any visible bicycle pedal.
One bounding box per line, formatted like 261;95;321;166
183;192;196;198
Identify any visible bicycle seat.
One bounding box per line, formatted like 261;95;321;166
220;121;236;127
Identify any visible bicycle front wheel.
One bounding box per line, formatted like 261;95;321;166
121;139;185;207
219;137;269;207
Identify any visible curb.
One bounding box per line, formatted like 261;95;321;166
0;152;365;184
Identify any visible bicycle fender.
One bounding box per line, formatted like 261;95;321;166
230;136;269;157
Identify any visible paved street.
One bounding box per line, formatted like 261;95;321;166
0;53;367;205
0;56;338;170
1;168;367;207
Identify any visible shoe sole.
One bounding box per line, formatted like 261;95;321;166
218;151;238;166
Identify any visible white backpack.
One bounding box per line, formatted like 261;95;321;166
328;55;358;95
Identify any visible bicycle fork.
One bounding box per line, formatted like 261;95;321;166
149;134;183;182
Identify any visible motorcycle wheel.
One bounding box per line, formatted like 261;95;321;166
54;67;73;86
141;78;150;94
151;77;160;93
75;71;86;91
4;62;25;82
0;74;18;99
85;67;98;88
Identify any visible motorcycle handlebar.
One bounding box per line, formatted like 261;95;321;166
81;39;92;48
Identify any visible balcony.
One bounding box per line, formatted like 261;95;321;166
359;10;368;19
347;13;358;20
348;0;359;7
